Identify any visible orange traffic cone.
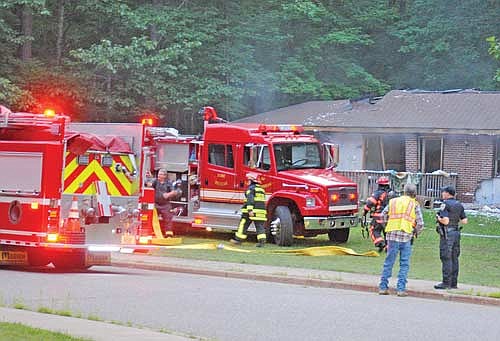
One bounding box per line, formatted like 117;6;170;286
66;196;81;232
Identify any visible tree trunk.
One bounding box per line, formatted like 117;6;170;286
20;5;33;61
106;74;112;122
150;0;161;42
56;0;66;65
144;0;161;114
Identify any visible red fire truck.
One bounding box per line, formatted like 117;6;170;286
0;106;158;268
0;106;117;268
143;107;359;246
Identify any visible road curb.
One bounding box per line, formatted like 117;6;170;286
111;260;500;307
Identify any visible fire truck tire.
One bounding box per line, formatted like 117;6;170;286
52;254;90;270
273;206;293;247
328;228;350;243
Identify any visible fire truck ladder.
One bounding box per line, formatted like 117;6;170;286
1;109;66;129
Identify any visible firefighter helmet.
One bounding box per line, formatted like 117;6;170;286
376;176;390;185
246;172;260;183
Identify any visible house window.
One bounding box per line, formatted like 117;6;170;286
419;137;443;172
208;144;234;168
363;135;405;171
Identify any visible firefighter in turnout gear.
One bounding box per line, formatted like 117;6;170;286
363;176;391;252
230;172;267;247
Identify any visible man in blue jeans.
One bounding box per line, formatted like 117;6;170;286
378;183;424;297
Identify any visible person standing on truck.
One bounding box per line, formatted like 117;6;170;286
230;172;267;247
151;168;181;237
363;176;391;252
434;186;467;290
378;183;424;297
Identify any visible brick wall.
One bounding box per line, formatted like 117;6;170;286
442;135;494;203
405;135;418;172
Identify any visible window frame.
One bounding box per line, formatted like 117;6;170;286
418;136;443;172
208;143;234;169
244;144;271;171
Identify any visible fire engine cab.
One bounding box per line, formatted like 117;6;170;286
144;107;359;246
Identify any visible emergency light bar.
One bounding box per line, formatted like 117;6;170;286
257;124;304;134
141;117;155;126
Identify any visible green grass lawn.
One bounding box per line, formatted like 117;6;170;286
154;210;500;287
0;322;91;341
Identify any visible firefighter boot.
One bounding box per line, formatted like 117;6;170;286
376;241;386;253
256;239;266;248
229;238;242;245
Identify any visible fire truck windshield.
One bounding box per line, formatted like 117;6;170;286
273;143;321;171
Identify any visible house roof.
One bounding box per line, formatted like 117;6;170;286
235;90;500;134
233;100;353;124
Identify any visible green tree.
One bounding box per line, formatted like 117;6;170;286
386;0;499;89
487;36;500;86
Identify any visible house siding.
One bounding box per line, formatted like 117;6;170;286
314;132;364;170
443;135;494;203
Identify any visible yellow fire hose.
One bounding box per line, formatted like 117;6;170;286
150;209;377;256
269;245;379;257
154;241;378;257
151;208;183;246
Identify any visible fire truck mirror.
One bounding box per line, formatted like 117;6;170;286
8;200;22;224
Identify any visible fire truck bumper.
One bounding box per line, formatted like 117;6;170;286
303;215;358;230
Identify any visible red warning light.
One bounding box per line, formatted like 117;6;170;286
140;113;158;126
43;108;56;117
141;117;154;126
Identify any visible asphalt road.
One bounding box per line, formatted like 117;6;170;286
1;265;499;341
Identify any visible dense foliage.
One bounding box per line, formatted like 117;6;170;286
1;0;499;132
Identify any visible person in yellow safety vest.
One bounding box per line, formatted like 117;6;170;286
378;183;424;297
230;172;267;247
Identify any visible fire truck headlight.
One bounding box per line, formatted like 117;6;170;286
306;197;316;207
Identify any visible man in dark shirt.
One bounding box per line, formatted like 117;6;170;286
435;186;468;290
151;169;180;237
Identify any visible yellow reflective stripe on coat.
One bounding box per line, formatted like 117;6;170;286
244;185;267;220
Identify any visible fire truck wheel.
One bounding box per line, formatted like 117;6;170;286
272;206;294;247
328;228;350;244
52;254;90;270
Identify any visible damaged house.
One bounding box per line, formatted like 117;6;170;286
235;89;500;204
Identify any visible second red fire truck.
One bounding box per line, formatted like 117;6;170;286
142;107;359;246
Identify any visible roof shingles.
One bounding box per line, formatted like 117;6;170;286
235;90;500;132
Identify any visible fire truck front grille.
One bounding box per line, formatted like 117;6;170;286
328;187;357;207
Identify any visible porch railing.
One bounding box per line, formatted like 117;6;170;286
336;170;457;207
